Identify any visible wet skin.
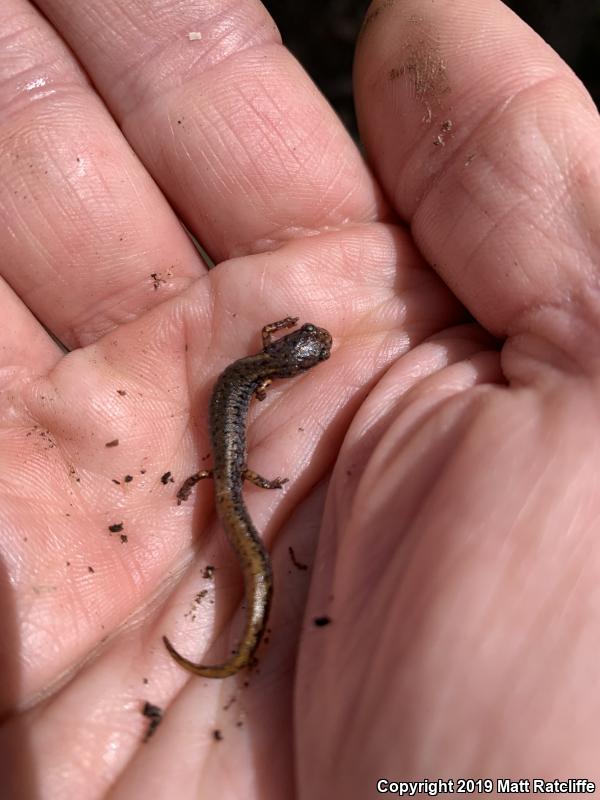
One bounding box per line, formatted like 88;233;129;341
163;317;332;678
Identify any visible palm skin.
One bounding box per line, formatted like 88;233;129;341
1;0;599;798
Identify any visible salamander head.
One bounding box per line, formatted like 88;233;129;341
265;322;332;377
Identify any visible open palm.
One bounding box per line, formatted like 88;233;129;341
2;1;599;798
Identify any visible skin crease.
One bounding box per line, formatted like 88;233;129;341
0;1;598;799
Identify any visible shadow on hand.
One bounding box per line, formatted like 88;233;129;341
0;555;36;799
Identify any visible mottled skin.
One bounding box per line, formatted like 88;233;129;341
163;318;332;678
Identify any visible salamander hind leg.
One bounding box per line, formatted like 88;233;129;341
243;467;288;489
176;469;213;505
261;317;299;349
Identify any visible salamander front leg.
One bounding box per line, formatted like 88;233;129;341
261;317;299;349
255;379;272;401
243;467;288;489
176;469;213;505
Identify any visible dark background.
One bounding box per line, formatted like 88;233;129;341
262;0;599;140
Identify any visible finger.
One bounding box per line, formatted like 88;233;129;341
0;0;204;351
0;278;62;371
36;0;385;262
355;0;600;373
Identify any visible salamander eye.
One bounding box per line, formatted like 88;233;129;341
304;324;315;332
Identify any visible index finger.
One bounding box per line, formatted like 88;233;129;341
39;0;384;261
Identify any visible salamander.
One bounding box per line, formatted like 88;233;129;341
163;317;332;678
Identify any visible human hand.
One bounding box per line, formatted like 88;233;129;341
0;0;597;798
299;1;600;796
